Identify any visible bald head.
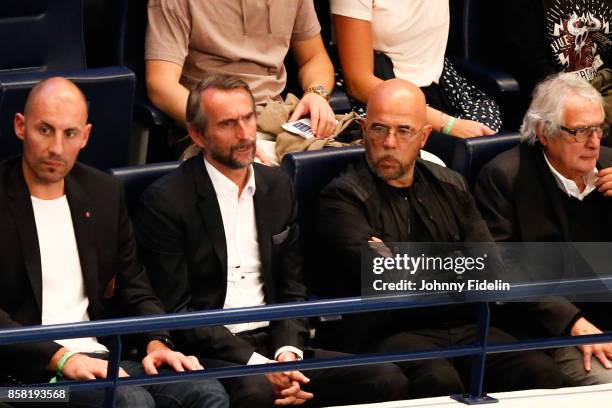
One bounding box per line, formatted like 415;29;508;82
24;77;88;118
366;78;428;126
15;76;92;199
361;79;432;188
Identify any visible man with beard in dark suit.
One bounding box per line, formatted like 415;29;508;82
135;74;408;407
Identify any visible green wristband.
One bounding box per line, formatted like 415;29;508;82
443;116;457;134
56;351;78;377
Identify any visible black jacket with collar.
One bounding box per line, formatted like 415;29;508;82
474;143;612;335
315;158;497;352
0;156;168;384
134;155;309;364
316;158;494;299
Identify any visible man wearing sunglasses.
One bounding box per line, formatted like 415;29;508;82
475;72;612;385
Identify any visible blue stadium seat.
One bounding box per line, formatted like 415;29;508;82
108;161;180;214
424;131;521;184
0;0;136;170
0;1;85;73
281;146;365;290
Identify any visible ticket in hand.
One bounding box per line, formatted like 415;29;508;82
282;119;315;139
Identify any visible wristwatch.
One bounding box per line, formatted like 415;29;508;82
150;335;175;350
305;85;330;100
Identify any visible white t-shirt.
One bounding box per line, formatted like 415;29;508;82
330;0;449;86
31;195;108;354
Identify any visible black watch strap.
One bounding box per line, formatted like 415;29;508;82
150;335;175;350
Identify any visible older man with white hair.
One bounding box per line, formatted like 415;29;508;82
475;72;612;385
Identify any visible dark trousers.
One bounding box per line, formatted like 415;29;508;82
7;355;229;408
64;359;228;408
367;323;564;399
207;329;409;407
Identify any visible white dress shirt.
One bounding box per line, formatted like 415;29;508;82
543;152;598;201
204;159;303;364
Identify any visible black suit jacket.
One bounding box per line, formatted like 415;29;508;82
0;157;168;383
474;144;612;335
134;155;309;364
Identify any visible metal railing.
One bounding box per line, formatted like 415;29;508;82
1;277;611;407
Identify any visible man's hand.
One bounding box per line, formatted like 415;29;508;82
61;353;129;380
368;236;393;258
142;340;204;375
265;353;312;406
571;317;612;371
596;167;612;197
450;119;495;138
289;93;336;139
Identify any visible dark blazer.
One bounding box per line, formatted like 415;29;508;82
0;157;168;384
474;143;612;334
475;143;612;243
134;155;309;364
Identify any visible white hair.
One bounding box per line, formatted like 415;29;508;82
520;73;605;145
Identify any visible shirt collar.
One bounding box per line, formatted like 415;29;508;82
204;157;256;199
542;151;598;201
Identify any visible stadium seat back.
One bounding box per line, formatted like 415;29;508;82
425;131;522;183
0;0;86;74
281;146;365;289
447;0;495;63
109;161;181;214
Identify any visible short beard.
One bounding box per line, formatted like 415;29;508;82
365;152;408;181
208;140;255;169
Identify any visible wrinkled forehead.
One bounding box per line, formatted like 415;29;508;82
365;103;424;129
202;87;254;112
27;91;89;125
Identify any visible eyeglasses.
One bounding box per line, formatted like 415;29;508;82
559;123;609;143
367;124;423;142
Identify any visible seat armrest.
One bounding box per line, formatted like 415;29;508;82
425;131;521;183
329;88;352;114
449;57;520;98
133;96;173;128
